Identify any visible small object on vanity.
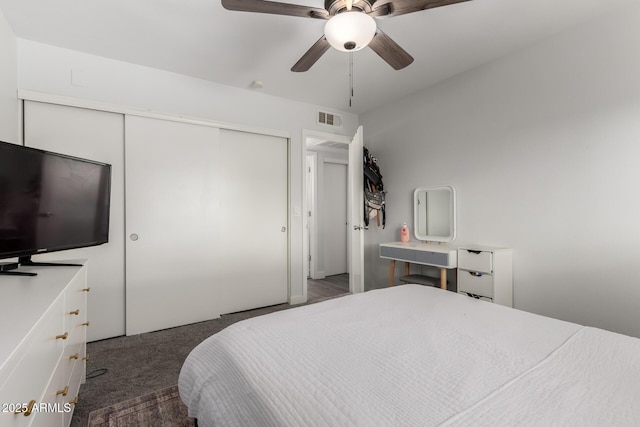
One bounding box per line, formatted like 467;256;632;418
400;222;410;242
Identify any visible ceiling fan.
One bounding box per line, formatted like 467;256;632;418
221;0;473;72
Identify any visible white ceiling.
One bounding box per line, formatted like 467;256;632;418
0;0;635;114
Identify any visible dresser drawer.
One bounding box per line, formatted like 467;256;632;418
62;355;85;427
29;357;66;427
458;249;492;273
458;270;493;299
62;328;85;387
63;270;87;331
0;296;65;427
379;246;415;262
63;309;86;352
414;251;449;267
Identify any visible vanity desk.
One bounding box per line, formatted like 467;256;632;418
379;242;457;289
382;185;458;289
381;186;512;307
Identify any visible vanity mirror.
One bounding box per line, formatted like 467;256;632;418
414;186;456;242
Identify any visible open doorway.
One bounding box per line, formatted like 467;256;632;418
304;131;351;303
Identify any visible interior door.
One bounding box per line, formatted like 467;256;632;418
214;128;289;314
348;126;364;293
323;162;348;276
125;116;224;335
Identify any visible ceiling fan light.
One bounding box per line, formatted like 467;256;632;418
324;12;376;52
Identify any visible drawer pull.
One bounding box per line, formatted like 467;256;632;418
14;400;36;416
466;250;483;254
56;385;69;396
82;321;90;327
464;292;487;300
82;287;91;292
469;271;483;277
56;332;69;340
68;309;80;315
69;396;79;405
69;353;79;360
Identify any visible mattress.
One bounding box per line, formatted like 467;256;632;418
179;285;640;426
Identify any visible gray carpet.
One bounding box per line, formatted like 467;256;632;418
71;303;290;426
72;282;349;427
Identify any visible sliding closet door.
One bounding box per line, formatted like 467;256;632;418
125;117;288;335
125;116;223;335
216;129;288;314
24;101;126;341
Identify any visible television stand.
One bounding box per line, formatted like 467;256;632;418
0;257;84;277
19;256;83;268
0;262;37;276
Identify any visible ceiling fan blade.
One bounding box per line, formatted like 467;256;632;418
368;31;414;70
370;0;472;18
222;0;329;19
291;36;331;72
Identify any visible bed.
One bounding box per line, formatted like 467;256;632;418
178;285;640;426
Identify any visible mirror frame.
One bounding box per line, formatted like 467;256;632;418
413;185;456;242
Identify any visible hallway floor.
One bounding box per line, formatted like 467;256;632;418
307;273;350;303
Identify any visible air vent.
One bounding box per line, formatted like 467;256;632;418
318;111;342;127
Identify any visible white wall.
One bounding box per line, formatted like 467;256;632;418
16;39;359;305
0;9;19;143
361;4;640;338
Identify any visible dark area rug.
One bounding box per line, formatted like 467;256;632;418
88;385;194;427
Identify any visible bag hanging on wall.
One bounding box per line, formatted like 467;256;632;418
363;146;386;228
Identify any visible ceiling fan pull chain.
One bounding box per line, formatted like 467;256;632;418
349;52;354;107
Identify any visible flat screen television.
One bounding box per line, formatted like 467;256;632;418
0;141;111;274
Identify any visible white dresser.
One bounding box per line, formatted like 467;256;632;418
457;247;513;307
0;262;88;427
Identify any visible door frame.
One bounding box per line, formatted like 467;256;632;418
302;129;362;302
307;153;348;280
306;152;318;279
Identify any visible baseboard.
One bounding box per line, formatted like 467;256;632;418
289;295;307;305
313;271;326;280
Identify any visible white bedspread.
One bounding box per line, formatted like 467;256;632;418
179;285;640;426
